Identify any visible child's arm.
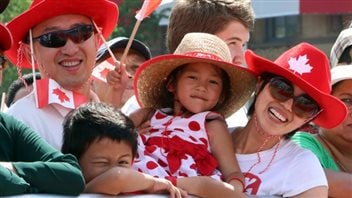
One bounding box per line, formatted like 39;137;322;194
103;63;129;107
206;119;245;192
85;166;187;197
129;108;154;130
177;176;245;198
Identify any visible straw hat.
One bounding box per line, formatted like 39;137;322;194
246;42;347;129
331;64;352;85
96;37;152;63
0;24;12;51
134;32;257;118
5;0;119;69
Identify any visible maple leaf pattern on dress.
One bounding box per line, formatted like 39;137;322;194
52;88;70;103
288;54;312;75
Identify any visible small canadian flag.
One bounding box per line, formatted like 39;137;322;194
36;78;88;109
91;57;115;83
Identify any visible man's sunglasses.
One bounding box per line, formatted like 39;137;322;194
268;76;320;118
32;24;95;48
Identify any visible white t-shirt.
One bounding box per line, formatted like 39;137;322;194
6;91;71;150
237;139;328;197
121;95;249;129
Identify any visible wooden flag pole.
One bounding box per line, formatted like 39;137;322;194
92;21;120;68
120;20;142;65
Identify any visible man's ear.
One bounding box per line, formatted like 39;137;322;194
94;33;101;49
21;42;40;69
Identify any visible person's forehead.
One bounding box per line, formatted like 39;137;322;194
333;79;352;93
215;20;250;43
32;14;92;33
114;48;147;61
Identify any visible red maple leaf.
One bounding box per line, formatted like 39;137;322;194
99;68;110;78
52;88;70;103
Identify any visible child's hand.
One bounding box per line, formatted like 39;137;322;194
137;120;151;134
147;177;188;198
226;172;245;193
106;63;129;91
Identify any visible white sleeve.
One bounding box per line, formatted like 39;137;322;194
121;95;140;115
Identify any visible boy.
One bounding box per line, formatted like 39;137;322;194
61;102;185;197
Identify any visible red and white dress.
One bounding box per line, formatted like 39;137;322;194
133;109;223;180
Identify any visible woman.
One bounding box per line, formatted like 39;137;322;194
231;43;348;197
292;65;352;197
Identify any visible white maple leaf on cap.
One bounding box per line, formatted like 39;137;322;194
288;54;312;75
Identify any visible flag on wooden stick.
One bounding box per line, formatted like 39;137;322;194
135;0;162;21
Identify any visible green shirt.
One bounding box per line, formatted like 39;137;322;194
291;132;340;171
0;112;85;195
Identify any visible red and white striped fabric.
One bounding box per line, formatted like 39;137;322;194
36;78;88;109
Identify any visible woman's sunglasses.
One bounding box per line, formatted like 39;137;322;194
32;24;95;48
268;77;320;118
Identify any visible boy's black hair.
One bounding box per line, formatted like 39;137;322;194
61;102;138;160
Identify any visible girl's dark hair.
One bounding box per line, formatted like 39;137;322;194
165;64;231;112
61;102;138;160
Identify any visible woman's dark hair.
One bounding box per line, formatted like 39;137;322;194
247;72;302;138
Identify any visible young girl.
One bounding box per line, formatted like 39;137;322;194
129;32;257;196
231;42;348;197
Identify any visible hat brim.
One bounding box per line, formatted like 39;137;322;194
331;65;352;85
246;50;347;129
5;0;118;69
96;37;152;62
0;24;12;51
134;54;257;118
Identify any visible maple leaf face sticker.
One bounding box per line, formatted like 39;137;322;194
52;88;70;103
288;54;313;75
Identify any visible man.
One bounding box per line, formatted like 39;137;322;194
93;37;151;108
0;5;85;194
5;0;118;149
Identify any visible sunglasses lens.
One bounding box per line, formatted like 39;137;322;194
35;25;94;48
68;25;94;43
269;77;293;102
39;32;66;48
293;95;320;118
